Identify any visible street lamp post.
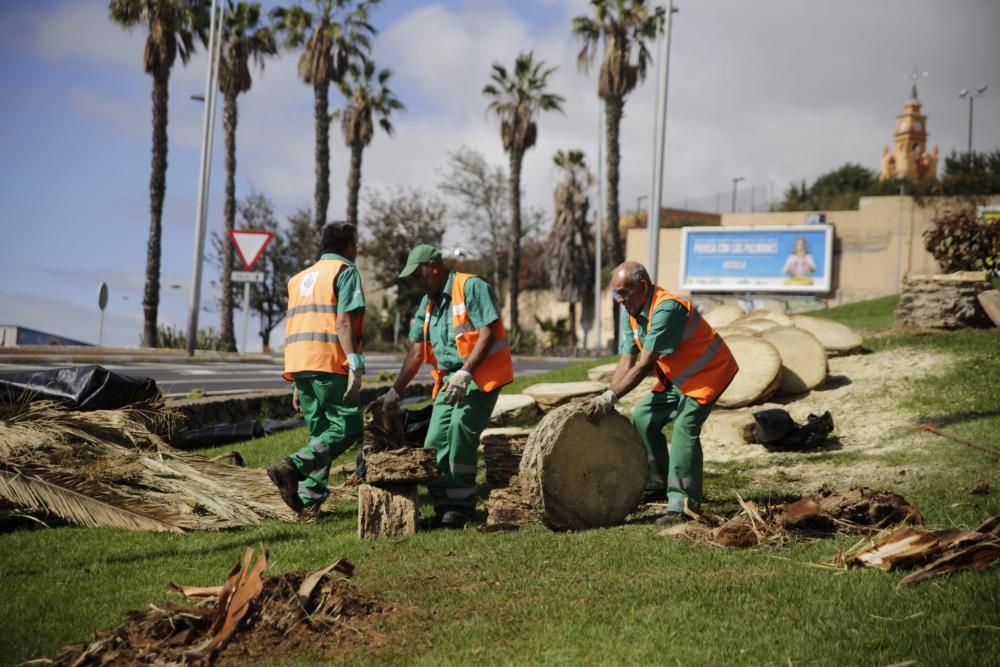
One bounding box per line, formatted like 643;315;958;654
185;0;223;356
636;195;648;217
647;1;677;285
958;85;988;155
731;176;745;213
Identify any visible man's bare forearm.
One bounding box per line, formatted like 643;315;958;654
392;343;424;395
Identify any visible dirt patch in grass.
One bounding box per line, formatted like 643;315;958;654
699;347;952;489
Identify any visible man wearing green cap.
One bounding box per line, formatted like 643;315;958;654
373;244;513;528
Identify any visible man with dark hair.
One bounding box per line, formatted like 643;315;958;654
267;222;366;520
585;261;738;526
372;244;513;528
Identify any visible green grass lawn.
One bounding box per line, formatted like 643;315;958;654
2;298;999;666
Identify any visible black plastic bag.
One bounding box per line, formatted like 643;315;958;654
355;403;436;481
752;409;834;450
0;365;160;411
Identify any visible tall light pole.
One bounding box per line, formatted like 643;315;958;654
731;176;745;213
186;0;224;356
647;2;677;285
593;105;603;356
636;195;648;216
958;85;988;155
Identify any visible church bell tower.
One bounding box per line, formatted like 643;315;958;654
880;78;939;183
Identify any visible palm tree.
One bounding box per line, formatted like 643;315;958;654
572;0;662;270
338;59;404;228
109;0;209;348
551;149;594;348
271;0;377;231
483;51;564;338
217;1;277;352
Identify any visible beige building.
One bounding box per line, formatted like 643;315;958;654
879;85;938;183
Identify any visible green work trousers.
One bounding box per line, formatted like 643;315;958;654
631;385;714;513
424;374;499;513
287;373;362;508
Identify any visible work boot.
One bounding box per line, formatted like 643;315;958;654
267;460;304;513
642;487;667;503
298;505;321;524
654;511;689;527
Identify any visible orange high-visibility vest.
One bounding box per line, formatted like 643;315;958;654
422;273;513;398
629;286;738;405
282;258;364;381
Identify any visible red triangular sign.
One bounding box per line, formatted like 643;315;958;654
229;229;274;270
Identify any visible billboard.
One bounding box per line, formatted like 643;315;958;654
679;225;834;293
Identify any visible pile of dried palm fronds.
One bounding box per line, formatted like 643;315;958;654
50;547;386;666
665;487;924;549
834;516;1000;589
0;399;297;532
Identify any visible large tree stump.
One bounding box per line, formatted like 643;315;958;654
522;381;607;411
759;327;828;395
365;448;438;485
489;394;540;427
519;402;646;530
716;335;782;409
587;363;618;383
895;272;993;329
358;483;419;539
486;477;541;528
790;315;863;356
481;427;531;489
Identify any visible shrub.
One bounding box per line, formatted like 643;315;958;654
923;208;1000;274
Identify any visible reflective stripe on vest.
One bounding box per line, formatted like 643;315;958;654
282;258;363;381
630;287;738;405
421;273;514;397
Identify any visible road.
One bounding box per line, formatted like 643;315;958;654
0;353;582;397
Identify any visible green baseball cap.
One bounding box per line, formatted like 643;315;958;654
398;244;442;278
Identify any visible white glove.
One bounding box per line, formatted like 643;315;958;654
442;370;472;406
585;389;618;422
343;367;363;402
373;386;401;410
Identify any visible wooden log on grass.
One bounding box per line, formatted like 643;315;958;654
716;335;782;409
481;427;531;489
358;483;419;539
760;327;828;394
703;303;745;328
486;477;541;528
519;402;646;530
790;315;863;356
365;448;438;485
522;381;607;411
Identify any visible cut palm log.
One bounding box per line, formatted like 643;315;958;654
364;448;438;485
715;325;754;339
716;335;782;409
741;309;793;327
481;427;531;489
739;318;780;334
522;381;607;411
587;363;619;384
760;327;828;394
790;315;863;356
977;289;1000;328
519;402;646;530
489;394;539;427
486;478;541;527
703;303;745;328
358;483;419;539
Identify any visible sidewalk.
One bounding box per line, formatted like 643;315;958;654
0;345;277;365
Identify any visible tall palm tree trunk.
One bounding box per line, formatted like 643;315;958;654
313;80;330;230
346;142;363;227
220;93;238;352
568;301;577;348
143;70;170;349
605;96;625;351
507;148;523;338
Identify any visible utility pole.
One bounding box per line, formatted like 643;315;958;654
186;0;223;356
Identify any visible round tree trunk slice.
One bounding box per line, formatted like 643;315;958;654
519;402;646;530
739;318;781;334
703;304;746;328
790;315;864;355
490;394;540;427
587;363;618;384
522;381;607;411
760;326;828;394
716;335;782;409
741;309;793;327
716;325;755;339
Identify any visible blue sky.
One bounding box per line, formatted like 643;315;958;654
1;0;998;350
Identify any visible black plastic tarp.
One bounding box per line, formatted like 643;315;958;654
0;365;160;411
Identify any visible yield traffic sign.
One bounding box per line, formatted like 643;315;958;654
228;229;274;270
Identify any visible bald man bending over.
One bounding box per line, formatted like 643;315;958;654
585;262;738;526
